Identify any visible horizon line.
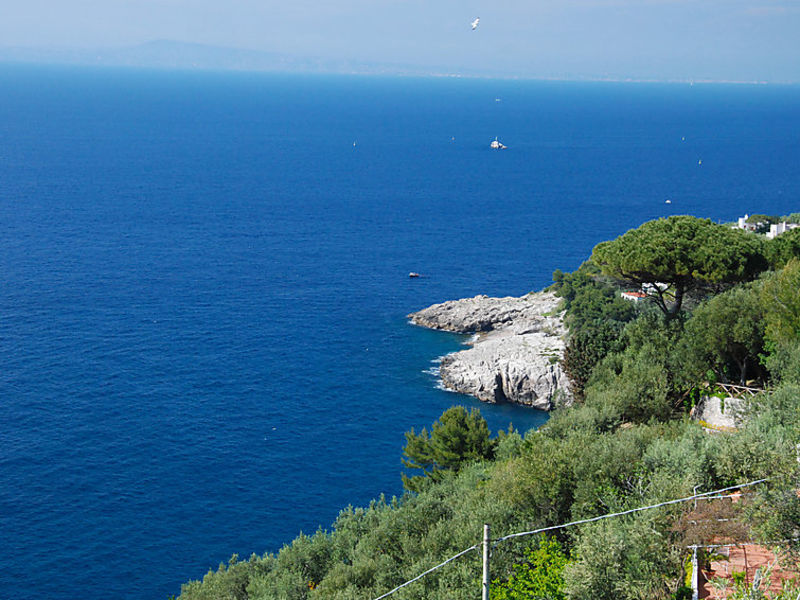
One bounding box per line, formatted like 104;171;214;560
0;40;797;86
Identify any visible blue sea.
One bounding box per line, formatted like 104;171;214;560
1;64;798;599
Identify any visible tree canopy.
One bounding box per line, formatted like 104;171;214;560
401;406;496;492
767;227;800;269
685;283;766;385
553;264;638;398
762;258;800;346
591;216;768;316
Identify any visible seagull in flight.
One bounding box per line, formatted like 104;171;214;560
471;17;480;30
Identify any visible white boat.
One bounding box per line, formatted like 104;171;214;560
490;136;507;150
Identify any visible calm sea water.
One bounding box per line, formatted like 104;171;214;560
1;65;798;599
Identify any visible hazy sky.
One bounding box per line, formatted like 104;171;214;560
2;0;799;81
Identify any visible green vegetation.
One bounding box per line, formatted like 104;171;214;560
553;264;637;399
178;214;800;600
591;216;767;316
746;214;781;234
491;537;568;600
762;258;800;346
401;406;497;492
710;562;800;599
685;283;766;385
766;228;800;268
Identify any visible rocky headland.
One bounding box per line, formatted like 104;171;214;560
408;291;572;410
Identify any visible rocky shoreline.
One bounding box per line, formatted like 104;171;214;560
408;291;572;410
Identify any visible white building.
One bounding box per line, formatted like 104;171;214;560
766;222;800;240
621;291;647;302
734;214;759;232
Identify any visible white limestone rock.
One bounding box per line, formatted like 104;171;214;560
409;291;572;410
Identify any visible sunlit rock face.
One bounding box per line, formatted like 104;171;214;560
409;292;572;410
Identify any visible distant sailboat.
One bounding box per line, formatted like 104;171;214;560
490;136;507;150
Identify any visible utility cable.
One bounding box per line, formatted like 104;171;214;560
371;478;769;600
493;479;768;545
372;544;479;600
689;538;799;550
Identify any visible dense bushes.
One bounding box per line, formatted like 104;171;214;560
491;537;568;600
180;389;800;600
582;312;698;423
178;216;800;600
178;381;800;600
558;250;800;407
767;228;800;268
179;399;799;600
552;265;637;399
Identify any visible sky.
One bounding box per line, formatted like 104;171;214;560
1;0;799;81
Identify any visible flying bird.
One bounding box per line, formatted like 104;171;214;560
471;17;480;30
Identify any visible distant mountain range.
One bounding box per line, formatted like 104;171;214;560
2;40;778;84
0;40;478;77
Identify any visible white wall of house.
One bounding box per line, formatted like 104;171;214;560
692;395;744;431
767;222;800;240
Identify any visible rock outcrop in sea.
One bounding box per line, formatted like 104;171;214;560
409;291;572;410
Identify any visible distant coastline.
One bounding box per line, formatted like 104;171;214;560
0;41;794;85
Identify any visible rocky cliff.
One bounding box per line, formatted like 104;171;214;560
409;291;572;410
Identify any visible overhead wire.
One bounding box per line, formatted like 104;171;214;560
372;544;480;600
689;538;799;550
370;478;770;600
493;479;769;545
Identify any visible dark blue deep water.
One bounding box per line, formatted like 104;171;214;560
1;64;799;599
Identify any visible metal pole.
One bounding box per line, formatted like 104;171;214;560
692;482;701;600
482;524;490;600
743;545;749;587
